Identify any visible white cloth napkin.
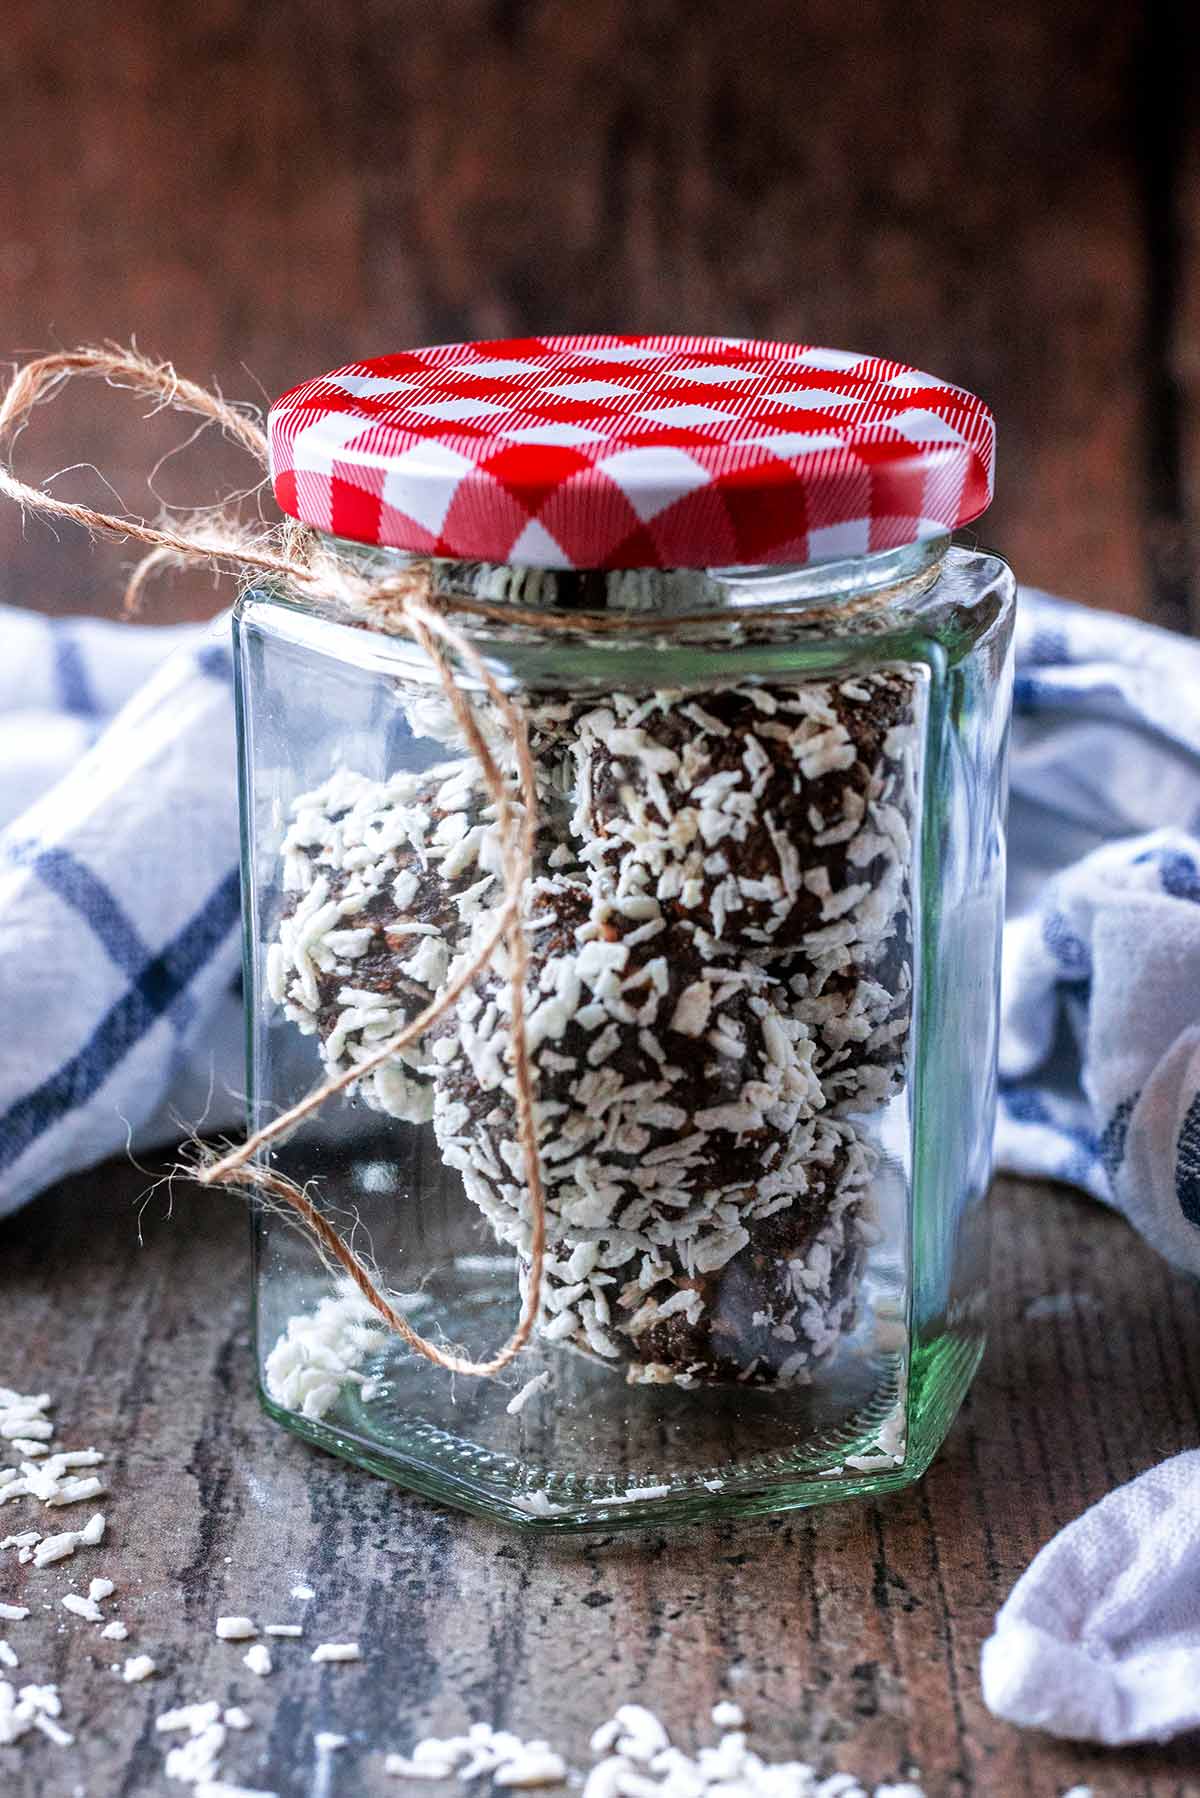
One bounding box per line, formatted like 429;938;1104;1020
982;1451;1200;1744
1;586;1199;1746
998;590;1200;1279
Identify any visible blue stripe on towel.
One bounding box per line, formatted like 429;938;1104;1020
53;630;99;719
196;644;234;683
31;846;153;980
0;867;240;1176
30;846;197;1033
1099;1095;1136;1183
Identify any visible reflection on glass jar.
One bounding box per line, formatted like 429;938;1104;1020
238;337;1014;1529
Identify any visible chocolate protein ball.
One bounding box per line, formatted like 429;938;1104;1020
267;760;576;1122
627;1117;876;1386
430;873;865;1379
570;670;919;959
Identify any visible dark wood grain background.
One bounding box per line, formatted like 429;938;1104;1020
1;0;1197;627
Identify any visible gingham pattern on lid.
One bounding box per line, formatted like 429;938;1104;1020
268;334;995;570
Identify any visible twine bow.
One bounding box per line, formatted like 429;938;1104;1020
0;347;548;1378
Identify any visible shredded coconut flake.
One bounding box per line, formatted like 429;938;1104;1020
62;1593;104;1623
385;1700;921;1797
215;1616;258;1641
310;1642;361;1664
505;1371;552;1416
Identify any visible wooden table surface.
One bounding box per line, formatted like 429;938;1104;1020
2;1162;1198;1798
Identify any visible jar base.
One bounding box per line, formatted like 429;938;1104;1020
256;1284;983;1531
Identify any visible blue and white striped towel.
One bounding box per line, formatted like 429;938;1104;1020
1;588;1199;1281
998;590;1200;1277
0;605;244;1213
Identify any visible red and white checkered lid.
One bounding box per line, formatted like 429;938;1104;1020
269;335;995;570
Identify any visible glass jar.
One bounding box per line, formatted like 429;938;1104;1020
238;337;1014;1529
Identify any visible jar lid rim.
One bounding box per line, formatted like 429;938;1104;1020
268;335;995;571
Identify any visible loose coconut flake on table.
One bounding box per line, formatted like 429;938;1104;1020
2;1375;937;1797
216;1617;259;1641
120;1655;157;1684
0;1376;298;1791
0;1679;73;1749
384;1698;926;1797
310;1642;361;1664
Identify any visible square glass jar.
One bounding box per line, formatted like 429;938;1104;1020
235;540;1014;1530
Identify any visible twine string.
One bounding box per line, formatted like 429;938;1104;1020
0;346;547;1378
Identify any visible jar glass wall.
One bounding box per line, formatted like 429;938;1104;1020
236;543;1014;1530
